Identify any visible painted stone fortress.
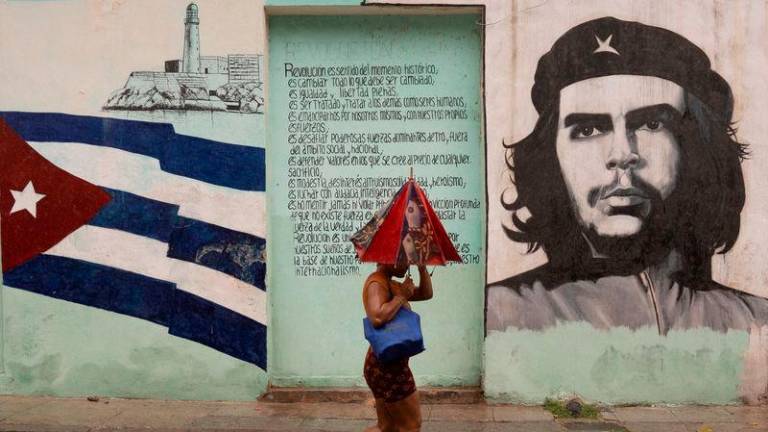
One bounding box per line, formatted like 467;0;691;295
104;3;264;114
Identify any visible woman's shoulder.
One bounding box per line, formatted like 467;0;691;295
365;271;389;285
365;271;390;288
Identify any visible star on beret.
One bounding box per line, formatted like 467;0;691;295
594;34;620;55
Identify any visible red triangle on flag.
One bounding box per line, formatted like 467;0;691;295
0;118;111;272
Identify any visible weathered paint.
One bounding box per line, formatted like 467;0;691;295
485;323;750;404
0;287;267;400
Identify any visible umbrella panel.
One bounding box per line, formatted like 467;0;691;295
412;182;461;263
350;182;406;262
351;179;461;266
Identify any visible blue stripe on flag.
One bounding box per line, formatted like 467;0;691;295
4;255;267;368
85;187;267;288
0;112;167;158
169;291;267;369
0;111;265;191
89;188;180;242
4;255;173;326
161;134;265;192
167;216;266;290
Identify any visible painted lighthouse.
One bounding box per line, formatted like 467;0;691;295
182;3;201;73
103;2;264;113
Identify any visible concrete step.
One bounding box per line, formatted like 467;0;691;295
260;386;483;404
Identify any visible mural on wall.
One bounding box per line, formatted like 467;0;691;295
104;3;264;114
267;13;485;386
0;1;267;369
487;16;768;334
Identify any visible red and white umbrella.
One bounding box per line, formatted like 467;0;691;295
350;176;461;266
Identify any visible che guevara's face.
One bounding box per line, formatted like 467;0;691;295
555;75;685;239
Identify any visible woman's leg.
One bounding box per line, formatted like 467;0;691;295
364;348;395;431
368;397;398;432
383;391;422;432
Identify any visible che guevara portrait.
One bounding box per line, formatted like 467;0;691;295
486;17;768;334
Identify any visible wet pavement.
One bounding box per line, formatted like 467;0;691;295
0;395;766;431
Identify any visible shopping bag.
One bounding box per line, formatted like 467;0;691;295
363;307;425;363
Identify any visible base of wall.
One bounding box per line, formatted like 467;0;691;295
261;386;483;404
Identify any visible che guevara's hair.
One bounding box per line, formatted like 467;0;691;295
502;92;749;273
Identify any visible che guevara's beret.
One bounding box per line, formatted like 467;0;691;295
531;17;733;121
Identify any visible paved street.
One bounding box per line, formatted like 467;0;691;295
0;395;766;431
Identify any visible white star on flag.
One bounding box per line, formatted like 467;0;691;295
10;181;46;218
594;34;620;55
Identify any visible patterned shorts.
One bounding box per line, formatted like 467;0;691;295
363;347;417;403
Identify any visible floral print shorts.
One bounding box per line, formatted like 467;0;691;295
363;347;416;403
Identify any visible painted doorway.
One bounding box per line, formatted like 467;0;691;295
267;12;486;387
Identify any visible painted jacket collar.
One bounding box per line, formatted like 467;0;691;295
486;249;768;334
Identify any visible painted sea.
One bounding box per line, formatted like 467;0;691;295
108;110;265;148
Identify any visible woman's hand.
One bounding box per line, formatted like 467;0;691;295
392;277;416;300
409;266;433;301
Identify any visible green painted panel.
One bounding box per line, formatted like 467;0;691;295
0;288;267;400
267;15;484;387
484;323;749;404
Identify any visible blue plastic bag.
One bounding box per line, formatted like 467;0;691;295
363;307;425;363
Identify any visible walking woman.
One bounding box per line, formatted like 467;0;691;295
363;263;433;432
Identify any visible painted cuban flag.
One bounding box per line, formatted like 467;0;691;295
0;112;267;369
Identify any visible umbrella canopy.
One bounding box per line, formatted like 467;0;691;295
350;177;461;266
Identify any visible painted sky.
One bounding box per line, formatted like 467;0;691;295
0;0;265;116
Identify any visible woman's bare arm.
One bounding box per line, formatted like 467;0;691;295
364;279;409;328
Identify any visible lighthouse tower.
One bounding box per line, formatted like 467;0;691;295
182;3;201;73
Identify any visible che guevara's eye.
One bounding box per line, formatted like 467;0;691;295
579;127;595;137
571;125;605;139
639;120;664;131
